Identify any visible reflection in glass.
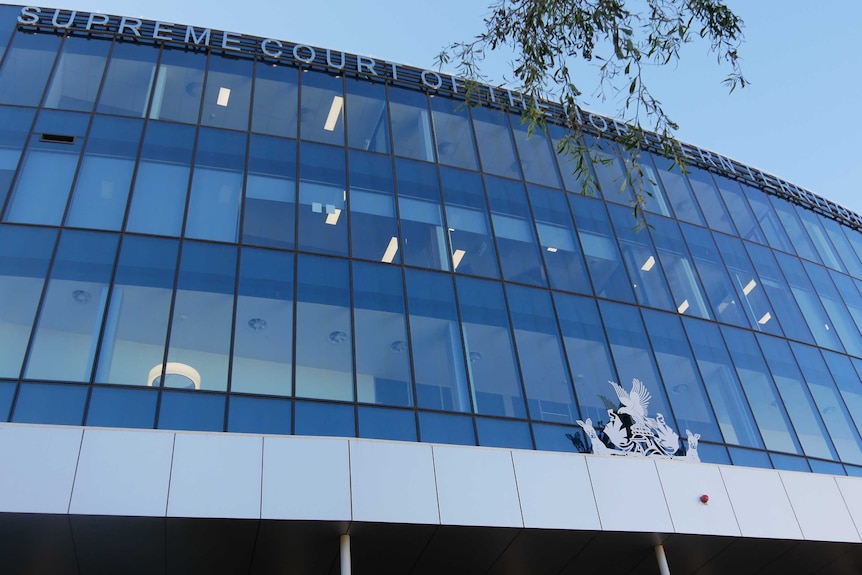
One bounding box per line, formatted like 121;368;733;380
346;78;389;153
359;406;416;441
148;48;206;124
686;168;736;235
820;216;862;278
512;121;561;188
95;236;177;386
635;153;672;217
770;196;820;263
774;252;843;351
796;206;844;272
252;62;298;138
714;175;766;243
406;269;470;412
476;417;532;449
388;86;433;162
44;36;110;112
349;151;399;263
232;248;294;396
744;185;794;253
97;41;158;117
650;217;709;319
419;411;475;445
456;276;526;418
548;124;587;193
471;106;521;179
300;70;344;146
126;121;195;236
243;134;296;249
441;167;499;278
354;262;412;406
25;230;119;381
396;158;449;271
803;261;862;357
681;223;746;326
486;176;546;286
570;194;633;302
165;242;236;392
430;96;477;170
0;30;61;106
295;255;353;401
0;106;36;210
201;55;252;131
584;136;628;204
185;128;245;242
652;155;705;226
298;142;347;256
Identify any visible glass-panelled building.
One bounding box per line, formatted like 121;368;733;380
3;5;862;574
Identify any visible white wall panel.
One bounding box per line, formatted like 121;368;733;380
587;456;674;533
0;425;82;513
512;451;600;530
433;445;523;527
262;436;350;521
70;429;174;516
720;466;802;539
350;440;439;524
835;477;862;539
780;471;859;542
655;460;740;537
168;433;262;519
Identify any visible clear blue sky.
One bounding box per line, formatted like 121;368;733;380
54;0;862;215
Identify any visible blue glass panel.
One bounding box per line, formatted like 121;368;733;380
95;236;177;386
44;36;110;112
721;325;800;454
796;206;844;272
298;142;347;256
634;153;672;217
834;356;862;443
584;136;629;204
842;228;862;278
295;401;355;437
770;196;820;263
358;406;417;441
846;465;862;478
471;106;521;179
25;230;118;382
346;78;389;153
66;116;143;230
406;269;470;413
252;62;298;138
757;335;837;460
774;252;843;351
148;48;206;125
607;203;674;310
0;6;18;61
185;128;245;242
650;216;709;319
527;185;590;294
553;293;619;427
569;194;634;302
695;442;730;465
12;382;87;425
532;422;583;453
157;391;225;432
507;285;576;424
396;158;449;271
770;453;810;472
0;381;14;421
743;185;794;253
728;446;772;469
201;55;252;131
486;176;546;286
512;121;561;188
227;396;292;435
295;255;353;401
652;155;705;225
243;134;296;249
476;417;532;449
441;167;499;278
686;168;736;235
803;261;862;357
0;225;56;378
165;242;236;392
418;412;475;445
642;309;721;442
388;86;433;162
0;105;35;210
0;30;61;106
820;217;862;278
353;262;412;406
86;387;157;429
5;111;89;226
456;276;526;418
349;150;399;263
232;248;294;396
430;96;477;170
547;125;587;193
713;175;766;243
301;70;345;146
809;459;846;476
97;41;159;117
829;270;862;350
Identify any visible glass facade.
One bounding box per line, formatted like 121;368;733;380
4;9;862;476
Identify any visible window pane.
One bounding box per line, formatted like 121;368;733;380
476;417;532;449
0;105;37;222
148;48;206;124
44;36;110;112
745;185;794;253
126;121;194;236
548;124;587;193
358;406;416;441
228;396;291;435
295;255;353;401
354;262;412;407
295;400;354;437
796;206;844;271
158;390;224;432
507;285;577;424
12;382;86;425
243;134;296;249
0;5;18;61
471;106;520;179
835;355;862;442
0;30;61;106
165;242;236;392
441;167;499;278
66;116;143;230
94;236;177;387
651;216;710;319
200;55;252;131
396;158;449;271
185;128;245;242
346;78;389;153
803;261;862;357
300;70;344;146
512;121;561;188
418;411;475;445
349;150;399;263
251;62;298;138
298;142;347;256
774;252;843;351
388;86;433;162
821;217;862;278
406;269;470;412
652;155;705;226
430;96;477;170
0;226;57;378
231;248;294;396
681;223;747;326
25;230;119;382
686;168;736;235
97;41;158;117
636;153;672;217
486;176;546;286
770;196;820;263
714;175;766;243
585;136;627;203
86;387;157;429
456;276;526;418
